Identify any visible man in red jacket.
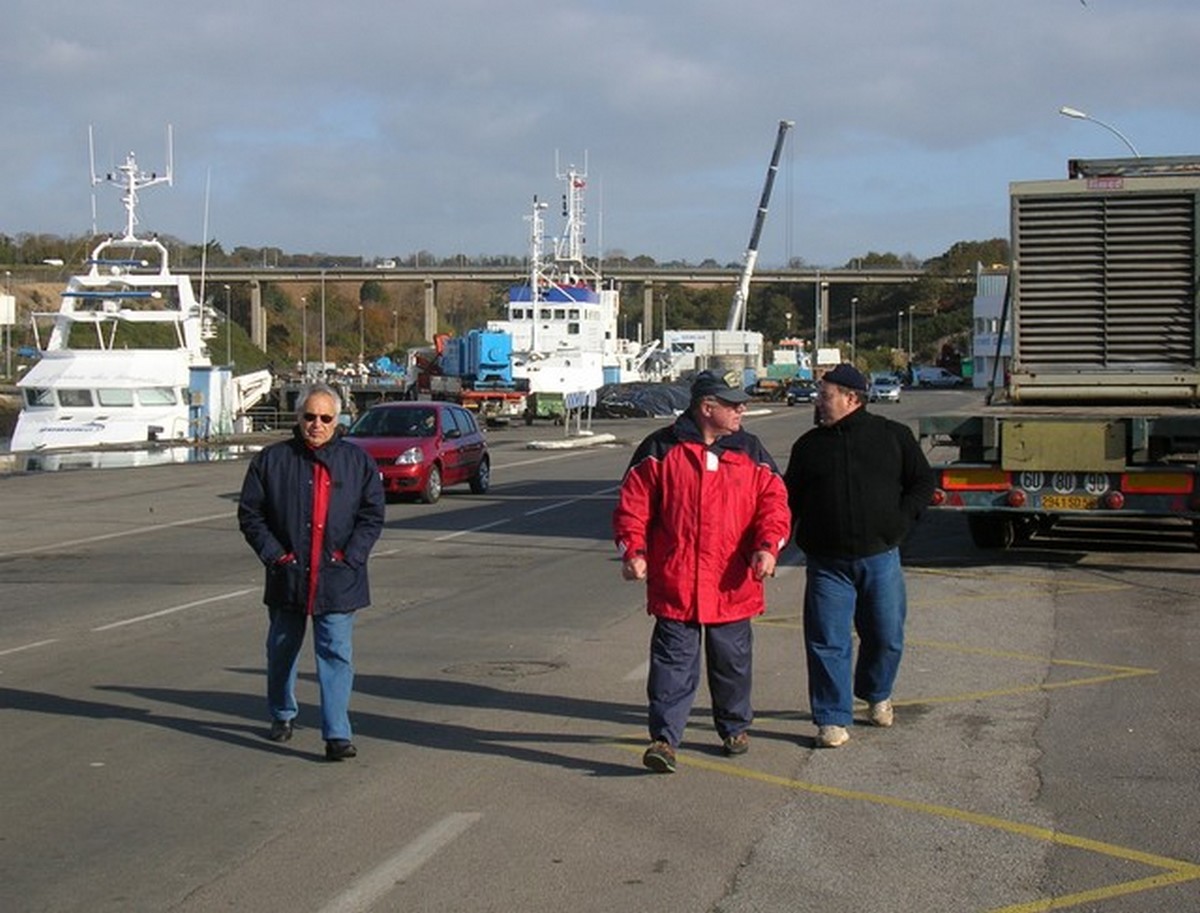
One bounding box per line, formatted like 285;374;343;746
614;371;791;773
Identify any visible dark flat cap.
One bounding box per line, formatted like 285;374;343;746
822;363;869;393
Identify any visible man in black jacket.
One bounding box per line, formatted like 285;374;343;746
783;364;935;748
239;383;385;760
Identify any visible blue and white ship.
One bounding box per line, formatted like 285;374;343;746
487;161;669;400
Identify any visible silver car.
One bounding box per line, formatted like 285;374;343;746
869;378;901;403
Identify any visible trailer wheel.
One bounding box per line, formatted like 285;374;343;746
967;513;1016;550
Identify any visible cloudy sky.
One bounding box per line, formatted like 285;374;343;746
2;1;1196;269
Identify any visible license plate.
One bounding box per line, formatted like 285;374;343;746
1041;494;1099;510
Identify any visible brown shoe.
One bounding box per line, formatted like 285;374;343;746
642;740;676;773
722;732;750;756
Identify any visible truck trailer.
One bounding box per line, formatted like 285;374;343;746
920;156;1200;549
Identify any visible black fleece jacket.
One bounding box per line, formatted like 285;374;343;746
783;406;935;558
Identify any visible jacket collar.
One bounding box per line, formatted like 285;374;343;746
672;410;749;453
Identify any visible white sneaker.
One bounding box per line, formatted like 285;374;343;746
816;725;850;748
867;699;894;728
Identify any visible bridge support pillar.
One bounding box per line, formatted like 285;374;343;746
643;281;655;341
424;278;438;342
249;280;267;351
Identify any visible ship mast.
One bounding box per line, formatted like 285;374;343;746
553;154;598;285
90;125;174;243
526;196;549;352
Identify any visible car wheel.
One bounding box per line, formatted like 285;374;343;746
469;456;490;494
420;465;443;504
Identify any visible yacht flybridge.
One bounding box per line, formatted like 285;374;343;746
11;134;269;452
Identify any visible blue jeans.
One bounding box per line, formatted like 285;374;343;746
647;617;753;747
803;549;906;727
266;608;356;741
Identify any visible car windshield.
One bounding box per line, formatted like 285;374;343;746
349;407;437;438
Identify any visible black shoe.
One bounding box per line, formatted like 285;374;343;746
325;739;357;761
268;720;293;743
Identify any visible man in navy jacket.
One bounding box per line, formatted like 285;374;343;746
783;364;934;749
239;383;385;760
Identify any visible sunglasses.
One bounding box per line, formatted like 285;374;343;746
303;412;336;425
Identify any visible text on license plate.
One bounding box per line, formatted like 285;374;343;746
1040;494;1099;510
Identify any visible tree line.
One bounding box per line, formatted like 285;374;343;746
1;230;1008;376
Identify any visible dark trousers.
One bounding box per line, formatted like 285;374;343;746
647;616;753;747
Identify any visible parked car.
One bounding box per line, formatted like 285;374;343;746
913;366;965;388
784;379;818;406
869;377;902;403
343;401;490;503
744;378;785;400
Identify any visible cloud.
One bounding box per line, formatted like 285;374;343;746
2;0;1198;266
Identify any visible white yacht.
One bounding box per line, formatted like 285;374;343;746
10;141;261;452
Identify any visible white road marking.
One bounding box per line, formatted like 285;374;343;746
317;812;483;913
0;638;59;657
432;518;511;542
523;484;620;517
0;511;235;559
499;451;606;469
91;587;258;632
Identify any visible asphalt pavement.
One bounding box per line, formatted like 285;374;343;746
1;391;1197;912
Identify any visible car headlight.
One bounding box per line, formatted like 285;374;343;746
394;446;424;465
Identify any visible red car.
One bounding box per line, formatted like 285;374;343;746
343;401;490;503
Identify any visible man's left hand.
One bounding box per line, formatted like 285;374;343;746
750;550;776;580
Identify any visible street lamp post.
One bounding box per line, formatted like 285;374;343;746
320;270;327;369
850;297;858;365
300;297;307;369
358;304;365;365
392;309;398;349
1058;106;1141;157
4;271;11;379
813;271;821;350
223;284;232;367
908;306;914;367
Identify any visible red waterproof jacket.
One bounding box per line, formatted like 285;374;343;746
613;413;791;624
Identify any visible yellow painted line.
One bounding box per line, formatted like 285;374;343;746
987;869;1200;913
906;639;1150;671
908;566;1125;589
899;671;1155;708
746;568;1186;906
752;621;1160;706
613;740;1200;910
910;566;1133;598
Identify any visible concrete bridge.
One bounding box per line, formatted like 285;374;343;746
198;264;933;351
